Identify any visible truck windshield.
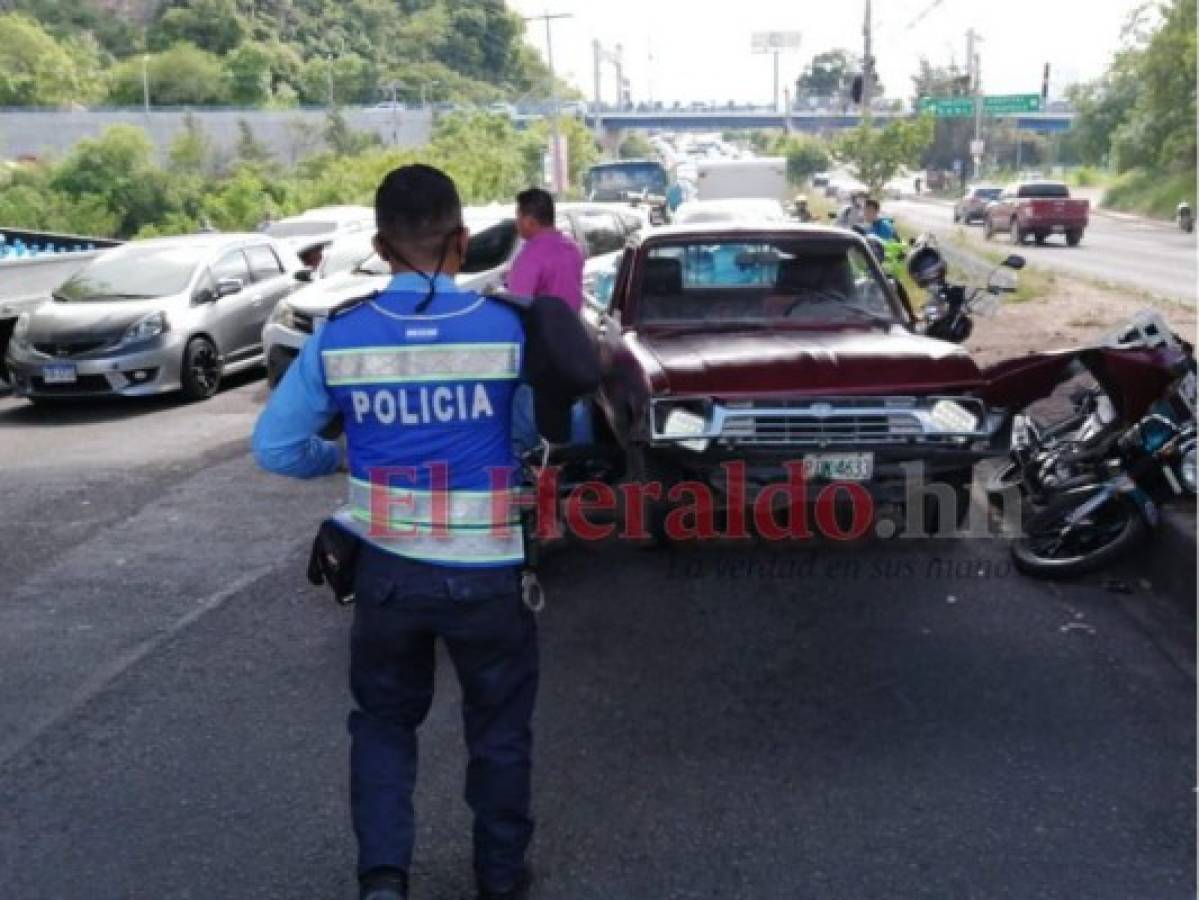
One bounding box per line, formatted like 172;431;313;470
636;240;897;327
585;163;668;200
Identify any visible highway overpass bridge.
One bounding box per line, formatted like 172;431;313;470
516;109;1075;136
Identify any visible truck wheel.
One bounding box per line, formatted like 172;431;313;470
1066;230;1083;247
1010;219;1026;245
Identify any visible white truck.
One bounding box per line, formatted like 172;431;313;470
695;156;789;203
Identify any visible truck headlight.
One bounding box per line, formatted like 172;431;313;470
930;399;979;433
268;300;297;329
120;311;169;346
662;407;709;453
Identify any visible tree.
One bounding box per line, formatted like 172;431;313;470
51;125;176;236
227;42;274;105
236;120;273;164
782;137;831;184
835;116;934;195
911;58;975;172
168;113;216;176
0;13;102;107
618;133;654;160
107;44;233;106
149;0;246;55
796;49;883;102
1066;0;1196;175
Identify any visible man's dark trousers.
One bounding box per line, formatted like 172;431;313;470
349;545;538;891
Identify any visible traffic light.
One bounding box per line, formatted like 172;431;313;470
1041;63;1050;101
850;74;863;105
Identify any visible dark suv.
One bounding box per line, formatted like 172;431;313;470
953;185;1002;225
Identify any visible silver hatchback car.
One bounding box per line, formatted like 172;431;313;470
6;234;299;402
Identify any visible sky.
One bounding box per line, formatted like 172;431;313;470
507;0;1140;105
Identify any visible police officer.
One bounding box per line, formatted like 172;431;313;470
253;164;592;900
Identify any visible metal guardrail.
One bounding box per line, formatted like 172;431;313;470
0;228;122;314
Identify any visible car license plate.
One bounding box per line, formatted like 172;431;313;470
42;363;77;384
1051;224;1065;232
803;452;873;481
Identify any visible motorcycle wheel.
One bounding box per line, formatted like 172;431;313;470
1010;487;1148;579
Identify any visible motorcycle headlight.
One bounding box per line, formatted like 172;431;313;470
661;407;710;453
930;399;979;433
1180;444;1197;494
10;312;31;351
269;300;297;330
121;311;169;346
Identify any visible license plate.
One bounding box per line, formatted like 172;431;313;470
42;363;77;384
1051;225;1065;232
803;452;873;481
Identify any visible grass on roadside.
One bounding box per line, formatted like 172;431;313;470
1103;168;1197;219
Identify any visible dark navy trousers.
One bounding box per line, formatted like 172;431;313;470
348;545;538;891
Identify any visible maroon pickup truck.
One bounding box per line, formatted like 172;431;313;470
983;181;1089;246
586;223;1012;538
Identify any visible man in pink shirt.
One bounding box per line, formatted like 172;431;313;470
506;188;584;312
507;188;591;449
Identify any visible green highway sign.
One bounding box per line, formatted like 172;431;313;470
984;93;1043;114
918;97;975;117
919;94;1043;117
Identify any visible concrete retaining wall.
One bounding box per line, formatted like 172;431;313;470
0;107;433;164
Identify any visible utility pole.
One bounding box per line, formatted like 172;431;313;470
524;12;572;195
326;54;334;109
142;54;151;117
772;49;780;112
861;0;874;125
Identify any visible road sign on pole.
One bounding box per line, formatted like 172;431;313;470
983;93;1042;114
918;96;975;117
919;93;1042;117
751;31;802;53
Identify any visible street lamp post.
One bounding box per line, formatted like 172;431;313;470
524;12;573;195
142;54;151;116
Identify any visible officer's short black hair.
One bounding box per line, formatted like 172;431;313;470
517;187;555;227
864;197;881;212
375;164;464;260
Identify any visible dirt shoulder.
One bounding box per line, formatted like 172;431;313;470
966;274;1197;367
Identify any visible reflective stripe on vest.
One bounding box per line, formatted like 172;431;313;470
333;509;524;566
346;477;520;529
323;343;520;385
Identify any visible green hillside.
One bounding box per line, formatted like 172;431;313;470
0;0;558;107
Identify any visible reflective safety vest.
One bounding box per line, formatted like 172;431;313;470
319;284;525;568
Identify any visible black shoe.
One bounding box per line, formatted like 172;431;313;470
360;867;408;900
477;867;532;900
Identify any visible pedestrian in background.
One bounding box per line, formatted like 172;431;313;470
506;187;584;312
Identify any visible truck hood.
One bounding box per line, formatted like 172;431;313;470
630;327;985;397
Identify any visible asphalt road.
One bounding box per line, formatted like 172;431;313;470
888;197;1198;304
0;375;1194;900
